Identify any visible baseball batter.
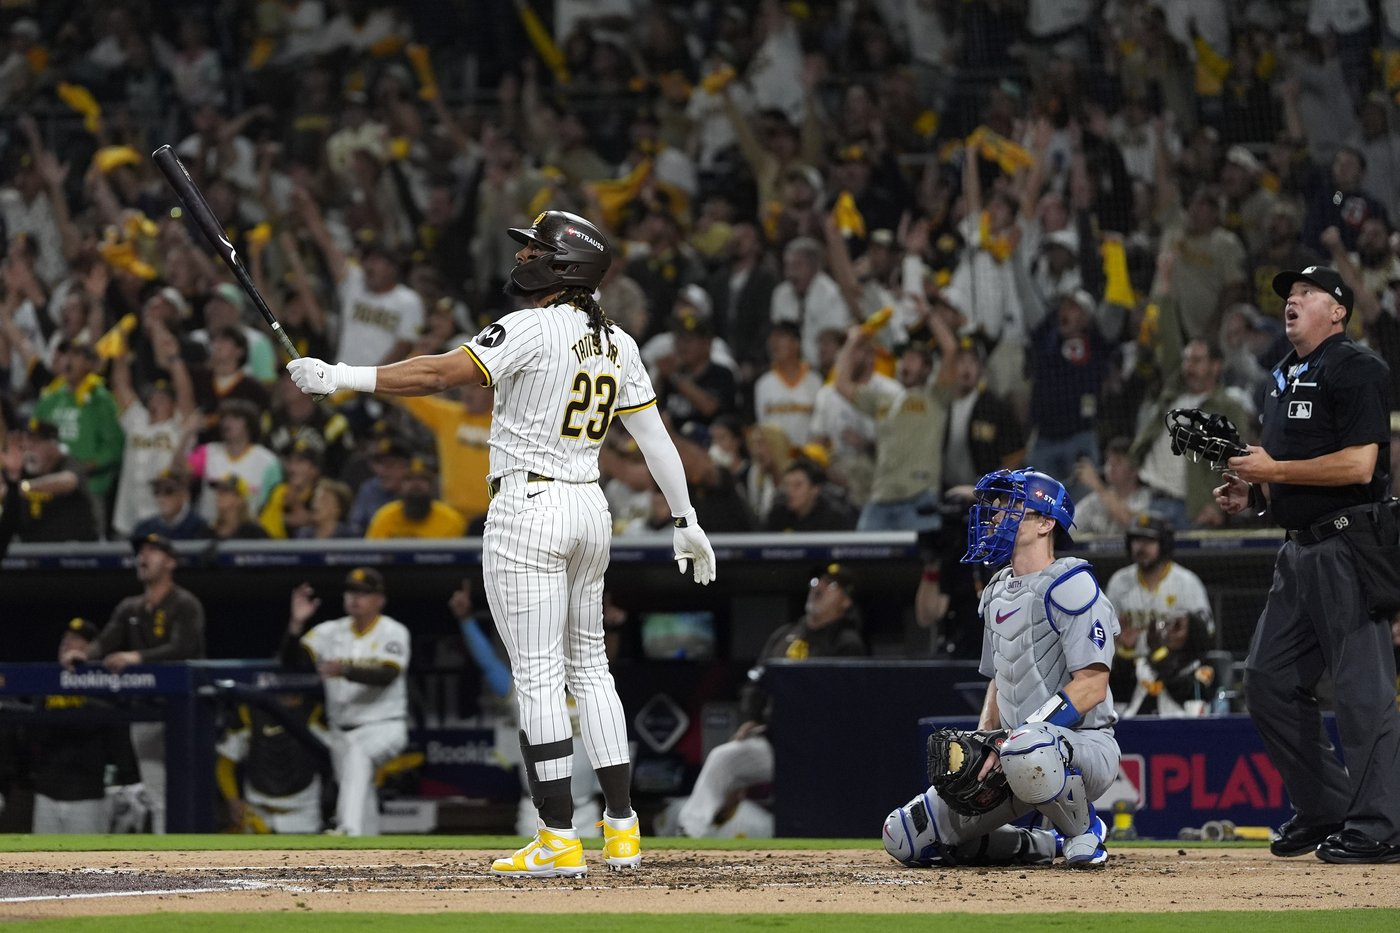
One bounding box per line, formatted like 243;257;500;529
287;210;717;877
883;469;1121;868
282;567;409;836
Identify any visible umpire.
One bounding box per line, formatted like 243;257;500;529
1216;265;1400;864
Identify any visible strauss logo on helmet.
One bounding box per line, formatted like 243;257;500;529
566;226;603;250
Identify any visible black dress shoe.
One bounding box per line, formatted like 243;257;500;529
1316;828;1400;864
1270;818;1344;857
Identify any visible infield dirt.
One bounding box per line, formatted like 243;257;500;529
1;847;1396;917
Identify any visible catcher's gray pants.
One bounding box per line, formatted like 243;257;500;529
929;725;1120;846
1245;536;1400;844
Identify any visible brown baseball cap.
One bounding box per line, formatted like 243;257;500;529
344;566;385;594
65;616;100;641
130;533;176;556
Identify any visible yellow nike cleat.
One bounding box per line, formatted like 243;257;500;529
490;824;587;878
599;811;642;870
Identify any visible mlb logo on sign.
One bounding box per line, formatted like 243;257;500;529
1094;754;1146;811
1288;400;1312;419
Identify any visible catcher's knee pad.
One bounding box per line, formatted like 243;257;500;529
999;724;1072;805
881;791;943;867
1001;724;1090;838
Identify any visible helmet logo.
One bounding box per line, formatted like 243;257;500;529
533;211;547;226
565;226;603;250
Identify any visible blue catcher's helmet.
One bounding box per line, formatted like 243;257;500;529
960;468;1075;565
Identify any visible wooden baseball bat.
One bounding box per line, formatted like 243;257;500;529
150;144;313;378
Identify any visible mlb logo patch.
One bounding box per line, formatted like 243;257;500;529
1288;400;1312;419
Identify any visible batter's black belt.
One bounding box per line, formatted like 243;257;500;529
486;472;553;499
1286;503;1386;546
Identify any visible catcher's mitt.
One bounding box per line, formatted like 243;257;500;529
1164;408;1248;471
926;728;1011;816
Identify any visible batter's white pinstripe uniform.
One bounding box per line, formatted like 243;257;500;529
461;305;655;787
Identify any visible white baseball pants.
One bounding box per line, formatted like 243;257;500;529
329;719;407;836
677;735;774;838
32;794;110;834
484;476;629;783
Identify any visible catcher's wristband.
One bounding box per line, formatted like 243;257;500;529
1025;690;1083;729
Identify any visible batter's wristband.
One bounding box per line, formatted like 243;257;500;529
332;362;377;393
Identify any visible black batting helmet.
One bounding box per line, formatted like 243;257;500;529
507;210;612;293
1125;512;1174;559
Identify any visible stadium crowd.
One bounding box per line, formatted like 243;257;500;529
8;0;1400;836
1;0;1399;546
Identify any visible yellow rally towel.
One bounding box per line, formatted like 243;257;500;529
57;82;102;134
967;126;1035;176
94;146;142;175
98;239;157;280
1100;237;1135;308
247;36;274;71
406;44;438;101
700;64;737;95
977;212;1015;264
830;191;866;239
95;314;139;360
515;0;570;85
585;159;652;230
246;222;273;254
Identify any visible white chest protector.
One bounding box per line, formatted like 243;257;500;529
978;557;1119;730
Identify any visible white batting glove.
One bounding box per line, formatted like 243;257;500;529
286;358;376;395
672;510;716;585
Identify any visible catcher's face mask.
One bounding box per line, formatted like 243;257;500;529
961;468;1075;565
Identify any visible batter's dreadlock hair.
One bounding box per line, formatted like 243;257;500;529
560;286;615;348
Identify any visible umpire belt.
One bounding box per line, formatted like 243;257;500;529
486;471;554;499
1286;503;1383;546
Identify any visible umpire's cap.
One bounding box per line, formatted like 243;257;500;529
507;210;612;291
1272;265;1354;315
344;566;385;594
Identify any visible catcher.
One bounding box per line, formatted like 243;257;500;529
883;468;1121;868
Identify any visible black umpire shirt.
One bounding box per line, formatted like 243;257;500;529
1261;332;1392;530
90;585;208;662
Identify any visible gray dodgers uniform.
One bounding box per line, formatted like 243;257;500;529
920;557;1120;855
461;304;656;791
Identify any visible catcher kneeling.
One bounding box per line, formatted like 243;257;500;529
884;469;1121;868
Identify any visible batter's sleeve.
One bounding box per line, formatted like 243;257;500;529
460;310;544;386
614;337;659;415
620;404;694;517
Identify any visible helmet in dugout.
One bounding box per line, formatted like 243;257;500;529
507;210;612;294
1125;511;1174;560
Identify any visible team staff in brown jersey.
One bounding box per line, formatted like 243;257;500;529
61;533;207;832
